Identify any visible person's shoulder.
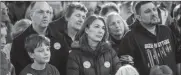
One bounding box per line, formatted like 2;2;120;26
19;64;32;75
22;64;31;70
46;64;57;70
13;25;31;40
46;64;60;75
158;24;169;28
48;18;67;38
49;17;66;26
69;49;82;57
122;30;134;40
157;25;172;32
69;42;82;59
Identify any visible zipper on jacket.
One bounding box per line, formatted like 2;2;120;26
93;55;99;75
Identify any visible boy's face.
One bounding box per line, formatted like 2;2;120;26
0;27;7;50
29;43;50;64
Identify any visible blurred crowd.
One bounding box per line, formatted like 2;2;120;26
0;1;181;75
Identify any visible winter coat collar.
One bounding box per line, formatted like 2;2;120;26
71;36;112;57
132;20;160;38
25;25;51;37
109;35;122;45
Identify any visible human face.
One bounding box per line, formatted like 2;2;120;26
1;2;9;22
86;19;105;42
29;43;50;64
67;9;86;31
31;2;52;28
0;27;7;50
139;2;160;26
108;15;125;37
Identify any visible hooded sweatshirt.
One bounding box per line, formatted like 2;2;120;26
119;20;177;75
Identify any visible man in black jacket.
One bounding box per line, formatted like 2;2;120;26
119;1;177;75
10;2;55;75
48;2;88;75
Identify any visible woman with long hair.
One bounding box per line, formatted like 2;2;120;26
67;15;122;75
106;12;129;53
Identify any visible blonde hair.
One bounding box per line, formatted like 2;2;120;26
106;12;130;35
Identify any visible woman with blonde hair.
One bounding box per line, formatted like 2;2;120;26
106;12;129;56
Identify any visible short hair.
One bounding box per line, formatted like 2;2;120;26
135;1;152;15
25;34;50;53
28;2;52;15
100;2;119;16
65;2;88;18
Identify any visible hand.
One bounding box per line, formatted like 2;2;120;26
120;55;134;65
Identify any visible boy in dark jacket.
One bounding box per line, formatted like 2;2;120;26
20;34;60;75
119;1;177;75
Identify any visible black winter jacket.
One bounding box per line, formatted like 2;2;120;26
48;17;72;75
119;20;177;75
11;25;68;75
67;40;122;75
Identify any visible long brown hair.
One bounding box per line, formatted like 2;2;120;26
74;15;109;51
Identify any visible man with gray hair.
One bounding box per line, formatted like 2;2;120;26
10;2;56;75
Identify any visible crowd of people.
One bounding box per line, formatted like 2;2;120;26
0;1;181;75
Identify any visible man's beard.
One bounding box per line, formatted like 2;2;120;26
148;16;160;25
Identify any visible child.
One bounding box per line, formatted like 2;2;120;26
19;34;60;75
0;24;16;75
